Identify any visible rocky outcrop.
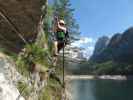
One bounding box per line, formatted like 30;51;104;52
0;73;24;100
0;53;24;100
0;52;48;100
91;27;133;63
0;0;47;52
90;36;110;62
112;27;133;63
107;33;122;48
92;36;109;56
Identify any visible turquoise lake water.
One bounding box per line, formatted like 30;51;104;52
70;79;133;100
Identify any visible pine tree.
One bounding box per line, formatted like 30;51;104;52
52;0;80;41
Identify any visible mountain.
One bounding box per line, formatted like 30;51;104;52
90;36;110;62
113;27;133;63
90;27;133;63
93;36;109;56
64;45;86;61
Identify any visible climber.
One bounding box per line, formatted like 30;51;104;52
53;17;69;66
53;17;69;56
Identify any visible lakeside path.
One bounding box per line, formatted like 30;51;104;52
65;75;133;80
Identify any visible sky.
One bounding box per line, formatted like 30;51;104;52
70;0;133;38
49;0;133;58
70;0;133;58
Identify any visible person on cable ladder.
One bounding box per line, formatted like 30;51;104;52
53;17;69;66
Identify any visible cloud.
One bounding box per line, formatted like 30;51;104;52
82;46;94;59
70;37;95;59
71;37;94;47
87;46;94;52
79;37;93;44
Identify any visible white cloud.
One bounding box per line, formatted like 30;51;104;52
79;37;93;44
71;37;94;47
82;46;94;59
87;46;94;52
70;37;95;59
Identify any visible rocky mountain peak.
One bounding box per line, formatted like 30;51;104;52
93;36;109;56
90;27;133;63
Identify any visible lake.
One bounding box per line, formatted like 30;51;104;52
70;79;133;100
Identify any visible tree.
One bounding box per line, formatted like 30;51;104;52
52;0;80;41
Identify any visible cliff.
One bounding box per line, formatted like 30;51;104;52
0;0;66;100
0;53;25;100
90;36;110;62
91;27;133;63
0;0;47;52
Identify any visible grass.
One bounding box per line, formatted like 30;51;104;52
0;34;63;100
0;47;17;59
17;81;32;99
15;43;50;77
15;43;63;100
38;78;62;100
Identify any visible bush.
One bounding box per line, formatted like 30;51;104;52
93;60;133;75
16;43;50;77
17;81;32;99
94;61;115;75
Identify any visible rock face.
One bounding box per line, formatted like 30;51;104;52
107;33;122;48
113;27;133;63
0;53;24;100
0;73;24;100
90;27;133;63
90;36;110;62
93;36;109;56
0;0;47;52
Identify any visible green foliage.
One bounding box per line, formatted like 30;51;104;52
66;60;94;75
73;60;133;75
15;42;63;99
0;47;17;59
38;77;62;100
16;43;50;77
52;0;80;41
39;87;51;100
0;1;64;99
94;61;115;75
17;81;32;99
16;55;30;77
92;61;133;75
43;5;54;33
25;43;49;64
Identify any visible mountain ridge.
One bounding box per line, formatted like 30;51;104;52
90;27;133;63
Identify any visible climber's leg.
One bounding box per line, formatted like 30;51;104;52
53;56;58;66
54;41;58;56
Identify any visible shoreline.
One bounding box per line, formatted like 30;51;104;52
65;75;133;80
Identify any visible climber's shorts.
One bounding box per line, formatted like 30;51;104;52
57;41;65;52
